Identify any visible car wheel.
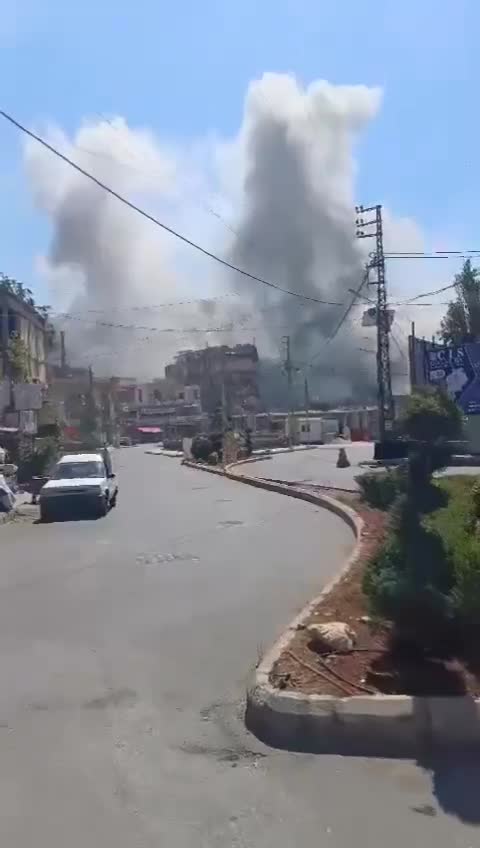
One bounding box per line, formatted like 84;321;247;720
97;494;109;517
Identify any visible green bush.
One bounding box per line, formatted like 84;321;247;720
399;388;463;489
451;535;480;627
363;476;480;647
472;480;480;520
399;388;463;444
17;437;59;483
356;470;405;510
191;435;213;462
363;494;454;646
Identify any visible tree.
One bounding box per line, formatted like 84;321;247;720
78;393;100;448
7;332;30;381
440;260;480;345
399;387;463;489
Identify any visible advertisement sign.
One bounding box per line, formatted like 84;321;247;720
424;343;480;414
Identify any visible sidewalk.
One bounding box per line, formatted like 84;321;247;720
0;491;35;525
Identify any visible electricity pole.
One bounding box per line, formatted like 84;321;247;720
355;203;394;441
283;335;294;447
304;374;310;418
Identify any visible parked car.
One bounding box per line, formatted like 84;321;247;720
39;452;118;521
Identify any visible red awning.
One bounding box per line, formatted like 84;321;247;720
137;426;162;434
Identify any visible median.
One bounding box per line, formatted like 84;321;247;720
246;389;480;755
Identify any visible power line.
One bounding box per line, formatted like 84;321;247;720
326;265;371;346
0;108;341;308
394;282;457;304
52;292;241;316
308;265;371;366
385;250;480;257
57;314;245;333
56;312;300;334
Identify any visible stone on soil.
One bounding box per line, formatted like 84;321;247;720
308;621;357;653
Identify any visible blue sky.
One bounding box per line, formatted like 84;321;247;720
0;0;477;306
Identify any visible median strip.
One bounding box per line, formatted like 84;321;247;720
185;455;480;755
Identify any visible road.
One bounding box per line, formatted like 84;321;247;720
0;448;478;847
250;444;480;491
252;443;375;490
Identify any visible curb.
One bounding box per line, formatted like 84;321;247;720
145;449;183;458
185;457;480;755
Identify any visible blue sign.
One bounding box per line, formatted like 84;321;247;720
425;343;480;414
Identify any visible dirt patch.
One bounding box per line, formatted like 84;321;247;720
270;488;480;698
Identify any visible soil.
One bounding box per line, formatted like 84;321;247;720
270;487;480;699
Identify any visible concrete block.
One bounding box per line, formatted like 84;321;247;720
336;696;425;756
246;686;339;751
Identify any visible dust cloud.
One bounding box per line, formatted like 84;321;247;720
24;75;407;402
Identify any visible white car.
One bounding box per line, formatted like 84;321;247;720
39;453;118;522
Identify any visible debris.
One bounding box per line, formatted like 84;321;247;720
307;621;357;653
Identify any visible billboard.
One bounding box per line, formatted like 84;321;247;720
424;343;480;414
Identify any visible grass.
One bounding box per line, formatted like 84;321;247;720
424;476;476;550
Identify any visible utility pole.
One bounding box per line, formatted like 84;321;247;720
283;335;294;447
355;203;394;441
409;321;417;389
221;363;228;430
60;330;67;374
304;374;310;418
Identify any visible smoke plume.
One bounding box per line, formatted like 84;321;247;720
25;118;215;377
25;74;421;401
227;74;382;403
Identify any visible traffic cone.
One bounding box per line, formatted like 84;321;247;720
337;447;350;468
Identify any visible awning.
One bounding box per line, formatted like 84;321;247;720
137;426;162;434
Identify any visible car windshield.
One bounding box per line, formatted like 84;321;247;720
52;461;104;480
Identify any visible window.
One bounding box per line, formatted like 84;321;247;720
52;461;104;479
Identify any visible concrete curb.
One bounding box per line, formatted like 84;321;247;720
145;449;183;458
184;457;480;755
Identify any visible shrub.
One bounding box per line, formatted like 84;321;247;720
363;494;454;647
451;535;480;627
472;480;480;520
356;470;405;511
191;435;213;462
17;437;59;483
399;388;462;444
399;388;463;488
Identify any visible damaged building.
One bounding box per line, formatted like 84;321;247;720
165;344;260;419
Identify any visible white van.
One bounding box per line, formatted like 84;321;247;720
39;452;118;521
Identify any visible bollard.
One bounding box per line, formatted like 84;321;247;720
336;447;351;468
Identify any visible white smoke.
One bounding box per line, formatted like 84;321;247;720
24;117;221;376
225;74;382;402
24;73;440;399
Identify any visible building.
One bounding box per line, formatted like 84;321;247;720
116;379;204;444
0;283;51;437
165;344;259;419
0;285;49;384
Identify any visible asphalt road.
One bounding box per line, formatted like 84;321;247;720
251;443;375;490
0;449;478;847
250;444;480;491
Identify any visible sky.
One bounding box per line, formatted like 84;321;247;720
0;0;478;381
